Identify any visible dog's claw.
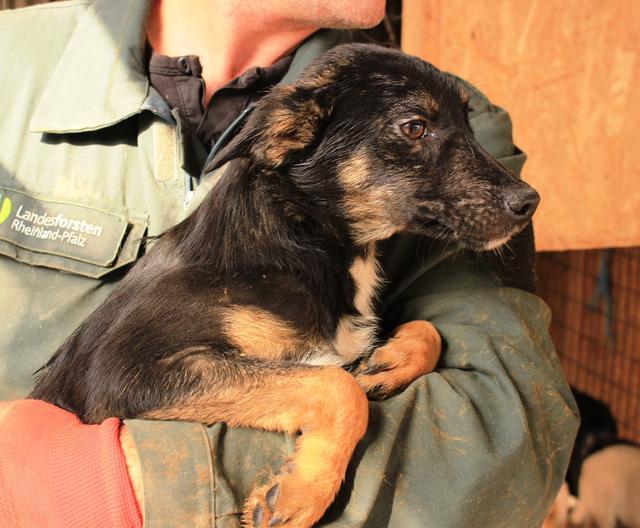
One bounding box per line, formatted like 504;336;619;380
363;383;387;400
253;504;264;527
360;363;390;376
268;517;283;527
266;483;280;511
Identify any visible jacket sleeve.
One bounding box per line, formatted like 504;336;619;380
0;399;142;528
124;86;579;528
365;246;578;527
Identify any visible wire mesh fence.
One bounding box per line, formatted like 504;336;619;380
537;248;640;443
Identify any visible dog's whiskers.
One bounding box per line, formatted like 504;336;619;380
491;245;507;268
502;239;517;257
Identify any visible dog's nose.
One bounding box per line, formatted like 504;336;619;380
504;187;540;220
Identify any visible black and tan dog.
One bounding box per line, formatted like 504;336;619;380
31;44;539;527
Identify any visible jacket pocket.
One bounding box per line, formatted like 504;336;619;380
0;187;147;278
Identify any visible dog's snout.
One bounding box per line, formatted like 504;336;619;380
504;186;540;220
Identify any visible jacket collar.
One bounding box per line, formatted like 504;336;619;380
279;28;354;85
29;0;351;135
29;0;151;133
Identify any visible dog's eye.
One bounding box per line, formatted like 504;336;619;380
400;120;428;140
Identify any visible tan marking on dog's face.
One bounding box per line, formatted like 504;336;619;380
423;94;439;114
338;154;405;245
338;151;370;190
221;306;301;360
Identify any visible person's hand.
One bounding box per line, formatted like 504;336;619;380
120;425;144;519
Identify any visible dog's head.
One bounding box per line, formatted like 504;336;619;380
211;43;539;250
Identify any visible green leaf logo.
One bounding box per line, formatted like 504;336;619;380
0;194;12;225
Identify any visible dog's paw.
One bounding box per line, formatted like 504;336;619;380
242;469;333;528
243;480;283;528
355;320;441;400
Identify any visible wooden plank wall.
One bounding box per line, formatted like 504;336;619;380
402;0;640;252
1;0;49;8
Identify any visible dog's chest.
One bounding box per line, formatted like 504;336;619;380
304;248;382;366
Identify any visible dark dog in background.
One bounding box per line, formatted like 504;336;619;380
543;389;640;528
567;389;620;496
31;44;539;528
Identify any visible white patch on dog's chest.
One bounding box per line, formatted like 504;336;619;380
304;246;382;366
333;249;382;360
350;247;382;318
331;314;378;363
303;315;378;367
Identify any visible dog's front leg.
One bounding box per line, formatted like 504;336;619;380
141;359;368;528
355;320;442;399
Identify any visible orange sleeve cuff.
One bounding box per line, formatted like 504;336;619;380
0;399;142;528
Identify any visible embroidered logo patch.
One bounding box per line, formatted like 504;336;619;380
0;193;12;225
0;188;129;267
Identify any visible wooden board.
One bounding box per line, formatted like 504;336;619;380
403;0;640;251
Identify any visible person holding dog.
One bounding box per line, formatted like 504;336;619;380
0;1;578;527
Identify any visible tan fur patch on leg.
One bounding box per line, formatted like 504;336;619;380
141;367;368;528
338;153;403;244
356;320;442;398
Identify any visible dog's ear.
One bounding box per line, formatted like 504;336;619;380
208;83;334;171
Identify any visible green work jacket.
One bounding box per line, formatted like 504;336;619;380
0;1;578;526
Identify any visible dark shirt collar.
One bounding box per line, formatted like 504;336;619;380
148;50;293;148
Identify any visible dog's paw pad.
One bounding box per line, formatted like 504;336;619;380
243;462;341;528
252;504;264;527
266;483;280;511
244;482;284;528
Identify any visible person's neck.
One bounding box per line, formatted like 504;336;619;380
147;0;317;105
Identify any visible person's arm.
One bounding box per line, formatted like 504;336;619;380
369;243;577;527
0;399;142;528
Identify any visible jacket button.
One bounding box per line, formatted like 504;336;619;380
177;56;191;74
